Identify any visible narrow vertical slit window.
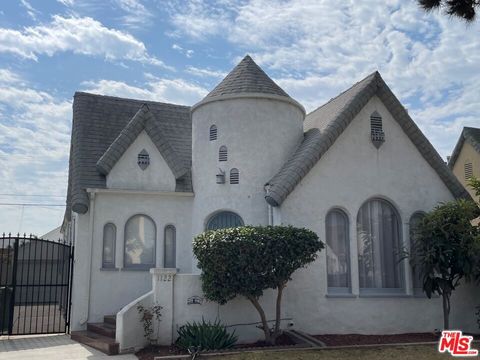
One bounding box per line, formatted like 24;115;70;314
164;225;176;268
230;168;239;184
326;209;350;292
219;146;228;162
102;223;116;268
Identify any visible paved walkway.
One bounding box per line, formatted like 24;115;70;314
0;334;138;360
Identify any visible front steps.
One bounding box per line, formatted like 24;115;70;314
71;315;119;355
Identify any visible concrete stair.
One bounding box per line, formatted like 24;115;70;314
71;315;119;355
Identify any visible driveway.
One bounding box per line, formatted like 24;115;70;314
0;334;137;359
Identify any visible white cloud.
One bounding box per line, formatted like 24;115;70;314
20;0;40;21
81;77;208;105
0;15;172;69
172;43;194;58
166;0;480;158
185;65;227;79
115;0;154;29
0;70;71;235
57;0;75;6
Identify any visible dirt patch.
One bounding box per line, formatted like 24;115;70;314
135;345;186;360
313;332;441;346
135;333;298;359
233;333;297;348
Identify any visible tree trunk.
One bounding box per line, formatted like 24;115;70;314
273;283;285;341
442;291;451;330
247;295;272;344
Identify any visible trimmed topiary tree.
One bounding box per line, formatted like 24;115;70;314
412;199;480;329
193;225;323;344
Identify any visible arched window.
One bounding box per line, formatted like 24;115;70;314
326;209;350;292
230;168;239;184
164;225;176;268
210;125;217;141
219;146;228;162
206;211;244;231
124;215;156;269
102;223;116;268
370;111;385;148
409;212;425;295
357;198;403;293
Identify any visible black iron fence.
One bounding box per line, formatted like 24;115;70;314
0;234;74;335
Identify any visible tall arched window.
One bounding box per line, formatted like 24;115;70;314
124;215;156;269
326;209;350;292
409;212;425;295
206;211;243;230
102;223;116;268
164;225;176;268
230;168;239;184
219;146;228;161
210;125;217;141
357;198;403;293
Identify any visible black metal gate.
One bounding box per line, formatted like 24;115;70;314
0;234;74;335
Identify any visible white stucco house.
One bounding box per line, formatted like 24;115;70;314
63;56;478;354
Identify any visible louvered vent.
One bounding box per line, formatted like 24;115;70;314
210;125;217;141
137;149;150;170
370;111;385;149
465;162;473;180
230;168;239;184
219;146;228;161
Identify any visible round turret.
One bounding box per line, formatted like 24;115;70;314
190;55;305;237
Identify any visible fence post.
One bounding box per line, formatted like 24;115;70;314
7;237;19;335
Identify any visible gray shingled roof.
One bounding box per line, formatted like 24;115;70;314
204;55;290;99
448;126;480;169
265;71;470;206
96;104;189;178
66;93;192;217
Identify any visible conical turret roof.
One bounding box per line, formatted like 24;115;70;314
204;55;290;99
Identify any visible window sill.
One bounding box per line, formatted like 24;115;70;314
120;267;154;271
326;293;357;298
359;293;410;298
100;267;119;271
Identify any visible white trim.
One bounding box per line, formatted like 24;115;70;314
192;92;306;116
86;188;194;196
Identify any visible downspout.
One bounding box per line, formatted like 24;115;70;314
81;192;96;325
265;185;274;226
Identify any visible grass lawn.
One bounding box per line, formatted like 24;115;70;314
205;345;450;359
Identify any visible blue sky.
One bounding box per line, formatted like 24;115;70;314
0;0;479;236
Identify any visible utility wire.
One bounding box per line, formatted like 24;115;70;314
0;193;65;198
0;203;65;207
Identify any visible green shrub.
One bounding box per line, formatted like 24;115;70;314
175;318;237;351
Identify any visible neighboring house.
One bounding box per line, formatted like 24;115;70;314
448;126;480;202
63;56;478;350
41;226;62;242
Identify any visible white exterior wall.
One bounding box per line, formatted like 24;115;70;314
190;97;304;264
87;191;193;324
280;95;477;334
106;130;176;192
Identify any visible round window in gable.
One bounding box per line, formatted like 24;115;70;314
138;149;150;170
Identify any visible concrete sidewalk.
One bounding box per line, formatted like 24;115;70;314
0;334;137;359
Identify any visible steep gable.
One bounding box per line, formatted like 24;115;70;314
66;92;192;217
265;72;469;206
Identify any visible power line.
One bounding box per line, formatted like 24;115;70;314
0;203;65;207
0;193;65;198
